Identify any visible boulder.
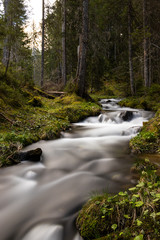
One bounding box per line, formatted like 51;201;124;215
15;148;42;162
119;111;133;121
100;99;112;104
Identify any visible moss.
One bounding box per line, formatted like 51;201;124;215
77;159;160;240
130;111;160;154
119;96;160;112
119;96;160;154
33;87;55;99
0;91;101;167
28;96;43;107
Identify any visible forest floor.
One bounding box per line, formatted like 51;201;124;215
0;82;101;167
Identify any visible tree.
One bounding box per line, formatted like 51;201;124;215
143;0;150;88
41;0;45;87
43;0;160;94
2;0;29;76
77;0;89;97
2;0;11;74
128;0;135;95
62;0;67;86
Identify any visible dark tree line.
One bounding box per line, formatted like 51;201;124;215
0;0;160;97
0;0;32;82
44;0;160;96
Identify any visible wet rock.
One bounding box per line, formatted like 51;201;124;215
98;114;108;122
119;111;133;121
15;148;42;162
122;126;142;136
100;99;112;104
98;114;104;122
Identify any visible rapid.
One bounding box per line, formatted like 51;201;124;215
0;99;153;240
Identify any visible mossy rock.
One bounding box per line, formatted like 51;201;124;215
28;96;43;107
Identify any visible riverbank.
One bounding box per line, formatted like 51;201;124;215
119;97;160;155
76;96;160;240
0;89;101;167
76;158;160;240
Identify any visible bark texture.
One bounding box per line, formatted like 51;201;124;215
62;0;67;86
2;0;11;73
128;0;135;95
41;0;45;87
143;0;150;88
77;0;89;98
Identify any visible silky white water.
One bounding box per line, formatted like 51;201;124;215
0;99;153;240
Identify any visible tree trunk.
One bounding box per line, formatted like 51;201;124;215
77;0;89;98
4;45;11;76
76;35;82;78
128;0;135;95
62;0;67;86
41;0;45;87
143;0;150;88
2;0;11;72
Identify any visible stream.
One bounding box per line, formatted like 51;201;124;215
0;99;154;240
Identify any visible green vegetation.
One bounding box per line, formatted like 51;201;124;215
130;116;160;154
119;89;160;154
76;159;160;240
119;84;160;111
0;77;101;167
76;83;160;240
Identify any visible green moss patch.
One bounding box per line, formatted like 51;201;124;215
77;159;160;240
130;110;160;154
0;91;101;167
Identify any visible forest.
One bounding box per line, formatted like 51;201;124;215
0;0;160;239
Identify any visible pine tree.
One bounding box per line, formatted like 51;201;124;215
2;0;29;76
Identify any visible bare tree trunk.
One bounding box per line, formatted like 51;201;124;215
149;39;152;87
77;0;89;98
41;0;45;87
4;45;11;76
76;35;82;78
2;0;11;73
62;0;67;86
128;0;135;95
114;43;117;61
143;0;149;88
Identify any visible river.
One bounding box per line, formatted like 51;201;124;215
0;99;153;240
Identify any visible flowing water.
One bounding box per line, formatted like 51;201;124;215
0;99;153;240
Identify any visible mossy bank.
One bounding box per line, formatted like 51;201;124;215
119;96;160;155
76;159;160;240
76;91;160;240
0;87;101;167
